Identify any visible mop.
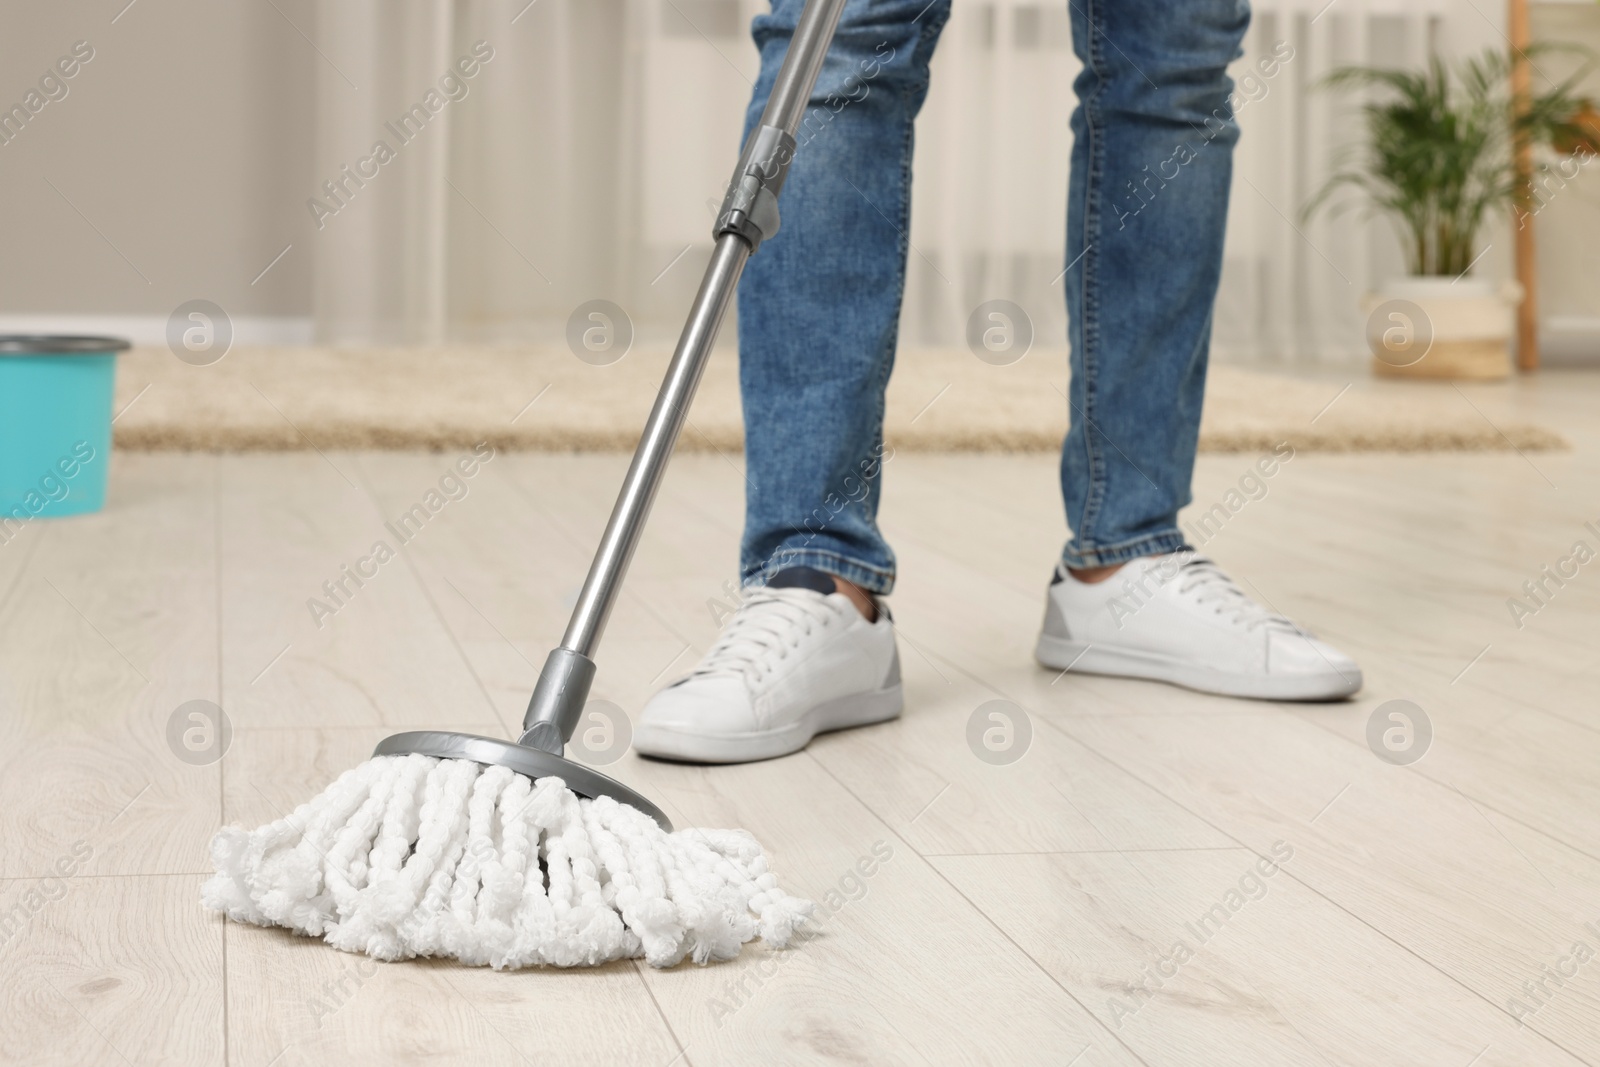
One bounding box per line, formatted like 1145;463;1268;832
201;0;847;969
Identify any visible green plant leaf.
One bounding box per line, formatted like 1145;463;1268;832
1302;44;1596;276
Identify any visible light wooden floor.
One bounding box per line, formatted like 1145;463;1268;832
4;370;1600;1066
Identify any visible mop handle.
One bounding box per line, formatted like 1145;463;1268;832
519;0;848;753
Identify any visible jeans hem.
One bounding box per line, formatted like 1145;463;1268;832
1061;530;1189;570
744;548;897;595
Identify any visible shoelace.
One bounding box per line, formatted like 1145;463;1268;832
1174;558;1300;633
682;587;844;683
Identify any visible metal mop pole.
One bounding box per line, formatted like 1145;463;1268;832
374;0;847;829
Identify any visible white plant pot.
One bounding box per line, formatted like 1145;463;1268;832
1361;275;1523;380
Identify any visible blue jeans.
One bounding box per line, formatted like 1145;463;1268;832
738;0;1250;593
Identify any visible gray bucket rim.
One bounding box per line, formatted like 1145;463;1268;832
0;334;132;355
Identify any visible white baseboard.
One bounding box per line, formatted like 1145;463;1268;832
1542;316;1600;365
0;314;313;347
2;313;1594;362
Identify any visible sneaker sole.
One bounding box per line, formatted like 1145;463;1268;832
632;685;904;764
1034;634;1361;702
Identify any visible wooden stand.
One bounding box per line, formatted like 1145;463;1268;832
1509;0;1539;372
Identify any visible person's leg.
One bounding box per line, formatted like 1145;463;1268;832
634;0;950;764
737;0;951;596
1060;0;1250;571
1038;1;1361;700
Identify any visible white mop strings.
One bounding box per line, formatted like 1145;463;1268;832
202;753;813;968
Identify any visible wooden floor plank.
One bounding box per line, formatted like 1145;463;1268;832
217;453;500;731
0;874;223;1066
627;751;1146;1067
936;848;1585;1067
0;454;218;879
1053;707;1600;1060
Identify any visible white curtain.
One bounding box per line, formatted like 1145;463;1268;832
1215;0;1448;364
309;0;1469;364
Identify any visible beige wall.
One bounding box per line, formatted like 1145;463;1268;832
0;0;316;320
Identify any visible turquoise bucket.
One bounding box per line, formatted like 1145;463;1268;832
0;335;128;522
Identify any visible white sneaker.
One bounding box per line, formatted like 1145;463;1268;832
1035;553;1362;700
633;569;902;763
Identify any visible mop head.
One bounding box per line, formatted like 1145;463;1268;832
201;753;813;968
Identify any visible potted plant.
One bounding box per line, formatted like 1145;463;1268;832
1305;47;1595;379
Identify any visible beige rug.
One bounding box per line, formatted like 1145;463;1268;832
111;345;1567;453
